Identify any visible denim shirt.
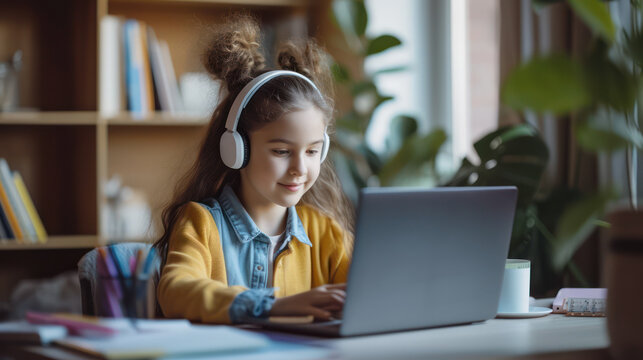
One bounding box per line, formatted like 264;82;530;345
199;185;312;323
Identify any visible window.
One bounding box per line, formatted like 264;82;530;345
365;0;500;176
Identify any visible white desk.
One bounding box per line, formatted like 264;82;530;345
6;314;608;360
308;314;608;360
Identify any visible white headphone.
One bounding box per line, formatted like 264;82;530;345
219;70;330;169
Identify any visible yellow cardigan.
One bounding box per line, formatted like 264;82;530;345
157;201;350;324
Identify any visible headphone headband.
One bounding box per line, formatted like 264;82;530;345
225;70;322;132
220;70;330;169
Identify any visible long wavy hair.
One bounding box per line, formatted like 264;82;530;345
154;15;354;264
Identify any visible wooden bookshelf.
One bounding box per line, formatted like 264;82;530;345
0;0;314;304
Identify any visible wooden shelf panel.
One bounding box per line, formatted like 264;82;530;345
106;126;205;239
0;112;98;125
108;0;308;7
0;236;155;250
0;235;100;250
106;112;209;126
0;112;210;126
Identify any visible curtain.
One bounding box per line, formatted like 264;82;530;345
498;0;600;287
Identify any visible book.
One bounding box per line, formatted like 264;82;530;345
124;20;144;117
55;325;269;360
0;321;67;345
138;21;155;113
147;27;173;113
99;15;126;117
159;39;184;112
13;172;47;242
0;178;17;240
0;159;26;241
0;203;8;239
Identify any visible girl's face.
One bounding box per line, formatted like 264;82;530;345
240;106;326;209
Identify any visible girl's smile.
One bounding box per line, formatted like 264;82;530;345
279;183;304;192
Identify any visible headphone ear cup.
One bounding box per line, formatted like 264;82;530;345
240;131;250;168
320;132;330;163
220;131;246;169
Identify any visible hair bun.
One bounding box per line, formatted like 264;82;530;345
202;14;266;92
277;40;333;100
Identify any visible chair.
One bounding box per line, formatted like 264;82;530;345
77;242;160;317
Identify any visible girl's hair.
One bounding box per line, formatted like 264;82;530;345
154;15;354;263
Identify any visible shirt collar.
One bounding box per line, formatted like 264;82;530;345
218;185;312;247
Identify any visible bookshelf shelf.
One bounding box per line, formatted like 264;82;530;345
0;235;101;250
0;111;209;126
106;112;209;126
0;112;98;126
108;0;307;6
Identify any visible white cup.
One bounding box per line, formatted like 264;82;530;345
497;259;531;314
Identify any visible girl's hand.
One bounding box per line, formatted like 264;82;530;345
269;284;346;321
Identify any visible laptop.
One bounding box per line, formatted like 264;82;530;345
256;186;517;337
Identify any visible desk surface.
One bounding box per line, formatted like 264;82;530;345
6;314;609;360
308;314;608;360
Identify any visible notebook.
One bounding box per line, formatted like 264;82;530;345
55;325;270;359
0;321;67;345
255;186;517;337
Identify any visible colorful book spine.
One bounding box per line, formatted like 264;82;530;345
0;159;26;241
100;15;126;117
0;208;7;239
0;183;13;239
124;20;143;116
148;27;172;112
138;21;155;113
13;172;47;243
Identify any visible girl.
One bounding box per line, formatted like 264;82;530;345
154;16;354;324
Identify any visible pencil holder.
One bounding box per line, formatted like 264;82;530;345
96;274;155;319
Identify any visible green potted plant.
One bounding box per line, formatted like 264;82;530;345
329;0;447;201
501;0;641;271
501;0;642;355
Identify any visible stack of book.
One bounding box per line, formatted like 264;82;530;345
0;158;47;243
100;16;184;118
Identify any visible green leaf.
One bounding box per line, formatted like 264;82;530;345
336;111;363;133
552;190;616;271
466;125;549;206
357;143;383;175
576;123;632;151
332;0;368;38
624;30;643;68
386;115;418;155
378;129;447;186
532;0;564;11
365;34;402;56
576;110;643;151
331;62;351;83
583;54;637;112
568;0;616;43
501;55;591;115
444;158;479;186
351;81;377;96
371;66;409;76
